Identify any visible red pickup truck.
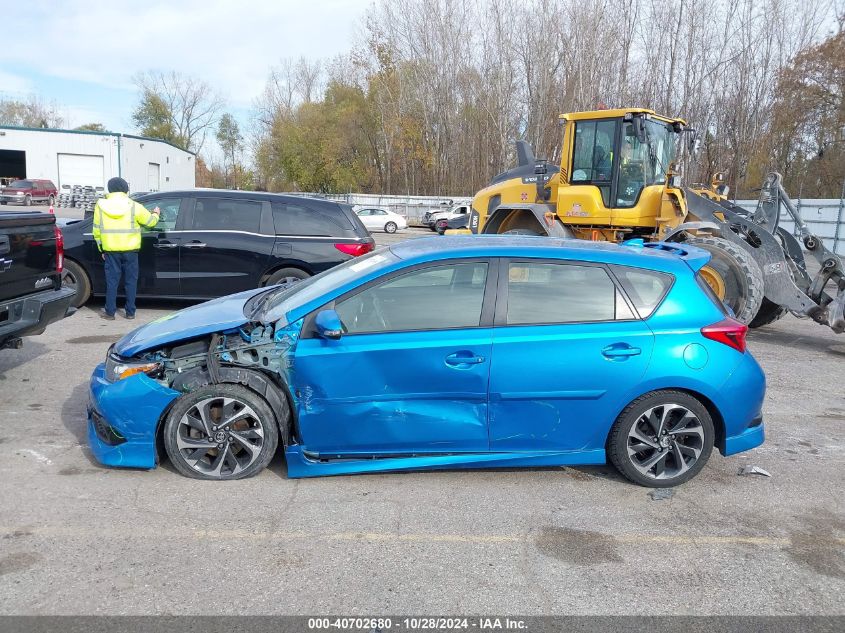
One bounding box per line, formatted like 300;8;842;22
0;179;58;207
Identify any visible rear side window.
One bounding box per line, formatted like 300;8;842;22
272;202;352;236
506;262;629;324
695;273;729;315
192;198;262;233
611;265;673;318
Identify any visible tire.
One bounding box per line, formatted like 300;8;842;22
264;267;310;289
607;390;714;488
48;194;55;206
384;221;398;234
684;236;764;324
749;297;787;328
62;259;91;307
163;383;279;480
24;195;31;207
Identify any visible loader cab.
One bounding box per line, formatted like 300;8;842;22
559;109;685;231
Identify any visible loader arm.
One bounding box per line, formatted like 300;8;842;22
677;180;843;333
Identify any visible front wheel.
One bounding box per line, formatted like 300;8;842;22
62;259;92;307
24;195;31;207
384;221;397;234
163;384;279;480
607;390;714;487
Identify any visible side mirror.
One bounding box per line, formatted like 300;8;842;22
315;309;343;340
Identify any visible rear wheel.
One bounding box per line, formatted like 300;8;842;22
684;236;764;324
608;390;714;488
384;221;397;234
163;384;279;480
62;259;91;307
48;194;55;206
264;267;310;290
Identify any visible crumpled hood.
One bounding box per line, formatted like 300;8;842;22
114;287;266;357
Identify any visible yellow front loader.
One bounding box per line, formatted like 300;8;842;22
465;108;844;332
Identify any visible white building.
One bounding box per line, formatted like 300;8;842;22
0;126;195;193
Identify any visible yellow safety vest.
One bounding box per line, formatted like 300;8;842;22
93;192;159;252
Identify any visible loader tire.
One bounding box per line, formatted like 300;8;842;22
749;298;787;328
685;236;764;324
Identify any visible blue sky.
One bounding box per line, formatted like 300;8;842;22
0;0;371;157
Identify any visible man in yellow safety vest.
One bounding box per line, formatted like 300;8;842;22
92;177;160;320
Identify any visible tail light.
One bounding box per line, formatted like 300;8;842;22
54;226;64;274
701;317;748;353
335;242;374;257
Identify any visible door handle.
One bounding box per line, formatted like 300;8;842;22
601;344;641;359
183;241;207;249
445;352;486;368
153;241;178;249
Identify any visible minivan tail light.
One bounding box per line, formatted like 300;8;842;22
701;317;748;353
334;242;374;257
54;226;64;274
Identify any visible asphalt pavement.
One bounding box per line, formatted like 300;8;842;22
0;224;843;615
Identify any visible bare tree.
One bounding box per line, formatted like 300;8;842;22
133;71;224;153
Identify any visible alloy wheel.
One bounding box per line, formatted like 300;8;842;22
175;396;266;478
626;403;704;480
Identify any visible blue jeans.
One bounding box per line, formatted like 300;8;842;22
104;251;139;316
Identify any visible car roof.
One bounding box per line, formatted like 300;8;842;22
136;189;339;207
389;236;694;274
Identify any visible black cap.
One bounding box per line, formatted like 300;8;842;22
107;177;129;193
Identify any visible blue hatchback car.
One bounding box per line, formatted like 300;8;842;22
87;236;765;487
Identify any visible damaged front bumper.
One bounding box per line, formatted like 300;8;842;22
87;363;180;469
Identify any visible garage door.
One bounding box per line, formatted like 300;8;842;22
57;154;104;189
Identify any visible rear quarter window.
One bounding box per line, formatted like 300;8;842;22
272;201;353;236
695;273;729;316
610;265;674;318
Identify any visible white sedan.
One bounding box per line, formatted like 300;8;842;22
355;208;408;234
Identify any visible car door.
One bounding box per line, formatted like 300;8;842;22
488;259;655;453
356;209;375;230
178;196;273;298
292;260;497;455
82;195;183;297
137;196;184;296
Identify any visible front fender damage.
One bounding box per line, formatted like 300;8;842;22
142;318;304;447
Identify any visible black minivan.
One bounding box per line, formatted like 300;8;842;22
59;190;375;307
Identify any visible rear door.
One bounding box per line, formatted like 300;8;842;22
178;196;272;297
488;258;655;453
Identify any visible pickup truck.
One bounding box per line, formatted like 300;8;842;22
0;212;76;350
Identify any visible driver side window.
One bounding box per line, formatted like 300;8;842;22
335;262;488;334
140;197;181;231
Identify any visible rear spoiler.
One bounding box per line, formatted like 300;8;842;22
622;239;711;272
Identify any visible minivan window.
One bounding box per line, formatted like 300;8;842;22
191;198;262;233
506;262;618;324
610;265;673;318
272;202;352;236
336;262;488;334
9;180;33;189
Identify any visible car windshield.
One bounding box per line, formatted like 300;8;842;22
254;249;401;323
9;180;32;188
